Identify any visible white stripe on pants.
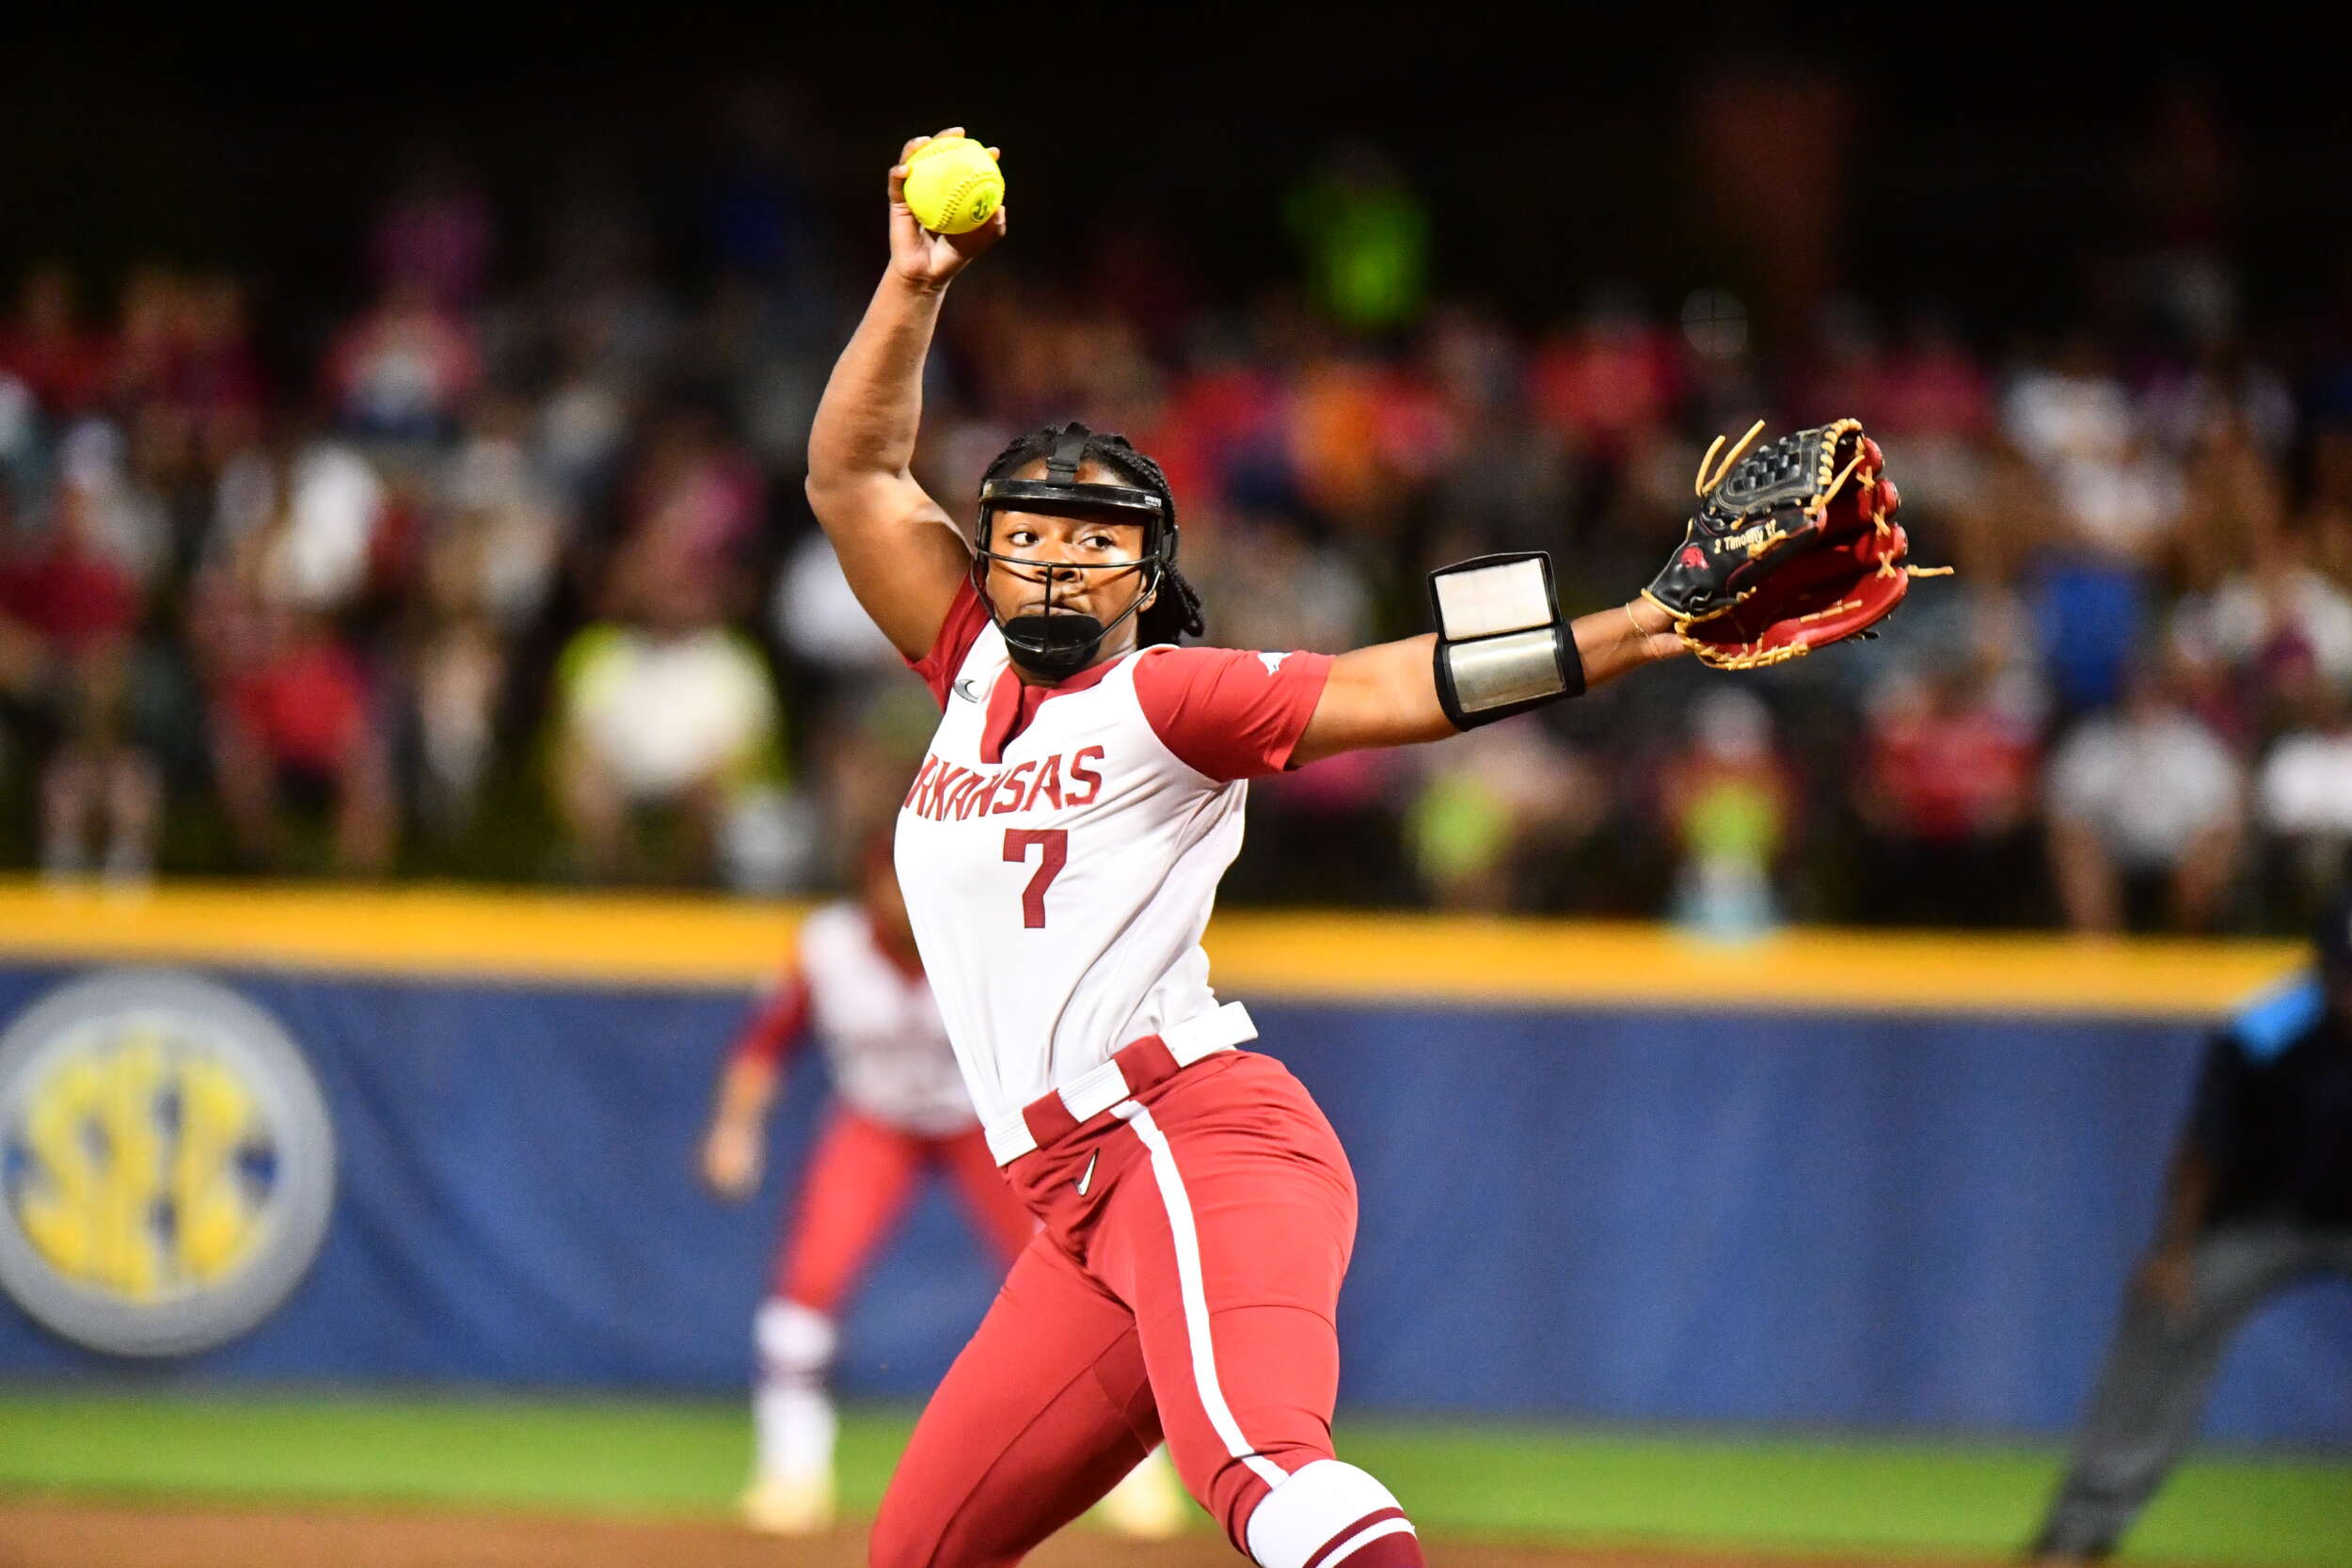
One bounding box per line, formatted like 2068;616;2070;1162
1113;1101;1290;1489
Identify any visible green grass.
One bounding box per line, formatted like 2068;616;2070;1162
1333;1422;2349;1562
0;1392;2344;1563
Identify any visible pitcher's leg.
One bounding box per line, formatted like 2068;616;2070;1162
870;1231;1164;1568
1098;1078;1423;1567
938;1117;1184;1546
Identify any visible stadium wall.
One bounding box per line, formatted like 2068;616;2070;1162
0;885;2343;1446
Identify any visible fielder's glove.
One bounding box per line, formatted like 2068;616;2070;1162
1642;419;1943;670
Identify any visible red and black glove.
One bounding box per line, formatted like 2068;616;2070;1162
1643;419;1940;670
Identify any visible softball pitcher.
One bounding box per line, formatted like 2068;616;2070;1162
807;129;1905;1568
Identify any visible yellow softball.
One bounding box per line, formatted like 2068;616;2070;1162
902;135;1004;236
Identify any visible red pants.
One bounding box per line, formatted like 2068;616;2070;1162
777;1108;1036;1314
871;1051;1359;1566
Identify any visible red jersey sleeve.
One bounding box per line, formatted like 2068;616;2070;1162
1133;646;1335;782
906;579;992;709
729;966;812;1070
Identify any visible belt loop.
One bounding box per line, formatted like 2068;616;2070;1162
1022;1095;1080;1152
1118;1034;1180;1096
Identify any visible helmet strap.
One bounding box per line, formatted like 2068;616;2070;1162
1042;423;1091;482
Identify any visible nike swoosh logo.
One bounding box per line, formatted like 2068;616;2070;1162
1075;1150;1099;1196
952;677;981;703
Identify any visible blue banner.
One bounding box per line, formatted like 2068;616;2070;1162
0;963;2344;1445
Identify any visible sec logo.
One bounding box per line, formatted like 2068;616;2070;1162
0;971;335;1356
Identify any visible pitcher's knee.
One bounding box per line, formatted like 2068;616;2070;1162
1236;1459;1423;1568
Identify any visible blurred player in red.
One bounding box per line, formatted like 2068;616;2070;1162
701;839;1184;1536
804;130;1708;1568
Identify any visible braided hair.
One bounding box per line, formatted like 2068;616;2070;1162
978;423;1206;647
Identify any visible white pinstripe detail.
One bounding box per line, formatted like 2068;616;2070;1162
1114;1101;1289;1489
1320;1517;1416;1566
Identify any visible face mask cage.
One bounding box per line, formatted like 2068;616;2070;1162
972;433;1176;675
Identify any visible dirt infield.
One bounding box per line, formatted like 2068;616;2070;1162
0;1498;1998;1568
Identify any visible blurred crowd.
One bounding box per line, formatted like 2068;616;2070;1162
5;100;2352;933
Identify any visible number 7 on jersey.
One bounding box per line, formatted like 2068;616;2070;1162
1003;829;1068;929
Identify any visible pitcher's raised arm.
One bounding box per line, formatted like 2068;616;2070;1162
804;130;1007;659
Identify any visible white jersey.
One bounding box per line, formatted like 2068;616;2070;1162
734;901;977;1136
893;583;1331;1128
